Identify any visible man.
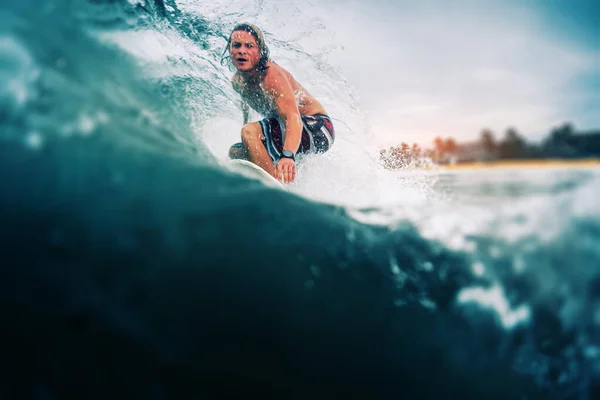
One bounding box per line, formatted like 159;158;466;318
223;23;335;184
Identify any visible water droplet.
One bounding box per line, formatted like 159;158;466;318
78;114;95;136
389;253;400;275
471;261;485;277
420;298;437;310
25;131;43;150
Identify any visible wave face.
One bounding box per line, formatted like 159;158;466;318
1;1;599;398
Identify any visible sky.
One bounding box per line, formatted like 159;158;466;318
316;0;600;147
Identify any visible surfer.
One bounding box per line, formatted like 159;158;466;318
222;23;335;184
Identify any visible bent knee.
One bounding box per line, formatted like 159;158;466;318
229;143;248;160
241;123;264;142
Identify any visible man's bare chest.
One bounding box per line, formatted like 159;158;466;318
240;84;273;114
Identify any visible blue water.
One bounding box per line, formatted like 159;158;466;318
1;1;599;398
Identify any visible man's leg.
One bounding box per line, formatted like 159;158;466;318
241;122;277;178
228;143;248;160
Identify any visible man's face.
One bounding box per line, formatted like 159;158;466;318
229;30;260;73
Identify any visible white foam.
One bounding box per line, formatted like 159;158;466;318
199;116;243;160
457;284;531;329
0;36;39;110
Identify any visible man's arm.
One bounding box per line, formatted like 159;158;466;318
242;101;249;124
263;68;302;154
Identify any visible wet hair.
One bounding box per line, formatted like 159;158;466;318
221;23;271;71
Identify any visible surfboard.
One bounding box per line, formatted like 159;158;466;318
227;159;285;189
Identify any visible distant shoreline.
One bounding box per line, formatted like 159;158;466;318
426;158;600;170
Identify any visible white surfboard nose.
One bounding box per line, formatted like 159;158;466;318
227;159;285;190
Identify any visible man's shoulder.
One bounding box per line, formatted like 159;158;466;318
264;61;289;76
263;62;291;87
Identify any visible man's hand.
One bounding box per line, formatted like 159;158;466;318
276;157;296;184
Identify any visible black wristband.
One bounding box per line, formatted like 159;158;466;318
280;149;295;161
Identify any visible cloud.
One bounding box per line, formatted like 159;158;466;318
322;0;600;146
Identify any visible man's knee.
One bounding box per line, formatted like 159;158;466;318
241;123;263;143
229;142;248;160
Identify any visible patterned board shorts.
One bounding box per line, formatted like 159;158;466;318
259;113;335;162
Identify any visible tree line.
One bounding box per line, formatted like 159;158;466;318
380;122;600;169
